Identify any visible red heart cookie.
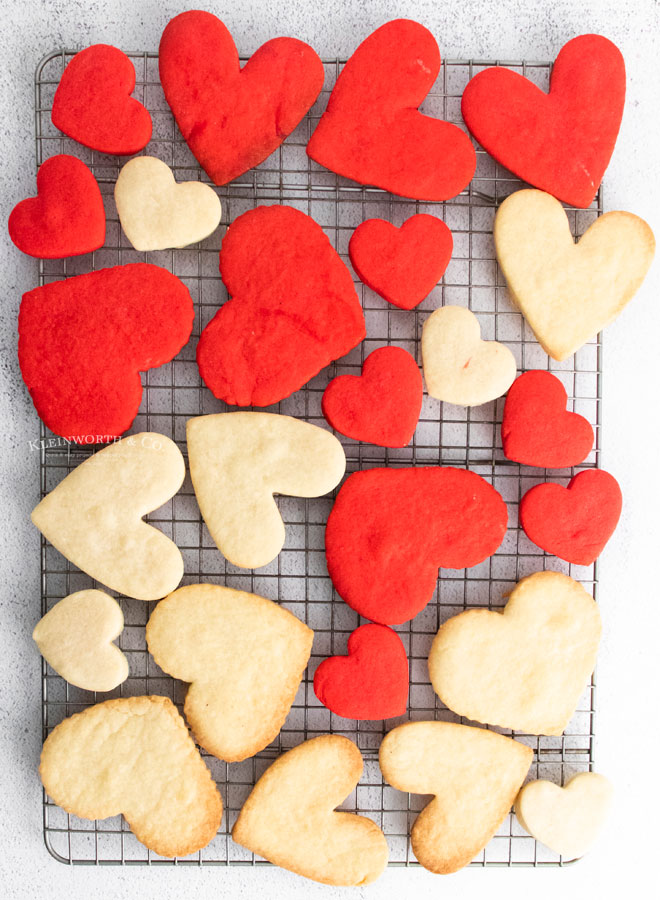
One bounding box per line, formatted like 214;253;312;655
322;347;422;447
325;467;507;625
349;215;453;310
520;469;622;565
8;155;105;259
197;205;365;407
461;34;625;208
159;11;324;185
313;624;409;720
19;264;194;441
307;19;476;200
502;371;594;468
52;45;152;155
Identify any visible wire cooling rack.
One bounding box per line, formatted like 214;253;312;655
34;48;602;868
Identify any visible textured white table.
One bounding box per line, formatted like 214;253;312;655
1;1;658;897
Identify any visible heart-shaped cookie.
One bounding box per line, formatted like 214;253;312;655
197;205;366;407
422;305;517;406
187;413;345;569
146;583;313;761
31;433;185;602
380;722;532;873
428;571;602;735
233;735;389;885
307;19;476;200
33;590;128;692
8;155;105;259
159;11;324;185
462;35;625;208
52;44;152;155
322;346;423;447
495;190;655;360
115;156;222;251
313;624;408;720
348;215;453;309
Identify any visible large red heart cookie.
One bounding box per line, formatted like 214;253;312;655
502;371;594;468
314;624;409;720
52;45;152;155
159;11;324;185
520;469;622;565
19;264;194;441
349;215;453;310
325;467;507;625
322;347;422;447
8;155;105;259
307;19;476;200
461;35;625;208
197;205;365;407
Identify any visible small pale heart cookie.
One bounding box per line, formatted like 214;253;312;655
495;189;655;360
146;583;313;761
428;571;601;735
40;695;222;857
379;721;532;873
115;156;222;251
31;433;185;601
515;772;613;858
232;735;388;885
187;412;346;569
33;590;128;692
421;305;517;406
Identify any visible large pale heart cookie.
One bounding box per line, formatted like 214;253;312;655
428;571;601;735
422;306;517;406
187;413;346;569
379;722;532;873
32;433;185;601
515;772;613;858
40;696;222;857
232;735;389;885
115;156;222;251
33;590;128;692
146;583;313;761
495;190;655;360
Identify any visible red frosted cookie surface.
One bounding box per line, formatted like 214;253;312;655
197;205;366;407
307;19;476;200
159;10;324;185
19;264;194;441
325;467;507;625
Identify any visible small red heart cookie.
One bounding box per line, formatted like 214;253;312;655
322;347;422;447
349;215;453;310
307;19;476;200
159;11;324;185
461;35;625;208
520;469;622;565
8;155;105;259
502;371;594;468
19;264;194;441
52;45;152;155
325;467;507;625
197;205;365;407
314;624;409;720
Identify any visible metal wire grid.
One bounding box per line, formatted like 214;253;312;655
34;49;602;868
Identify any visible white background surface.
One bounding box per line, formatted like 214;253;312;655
1;0;659;897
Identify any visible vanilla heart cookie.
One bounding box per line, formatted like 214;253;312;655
428;571;601;735
233;735;389;885
33;590;128;692
495;190;655;360
187;413;345;569
422;306;517;406
32;433;185;601
380;722;532;873
115;156;222;251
